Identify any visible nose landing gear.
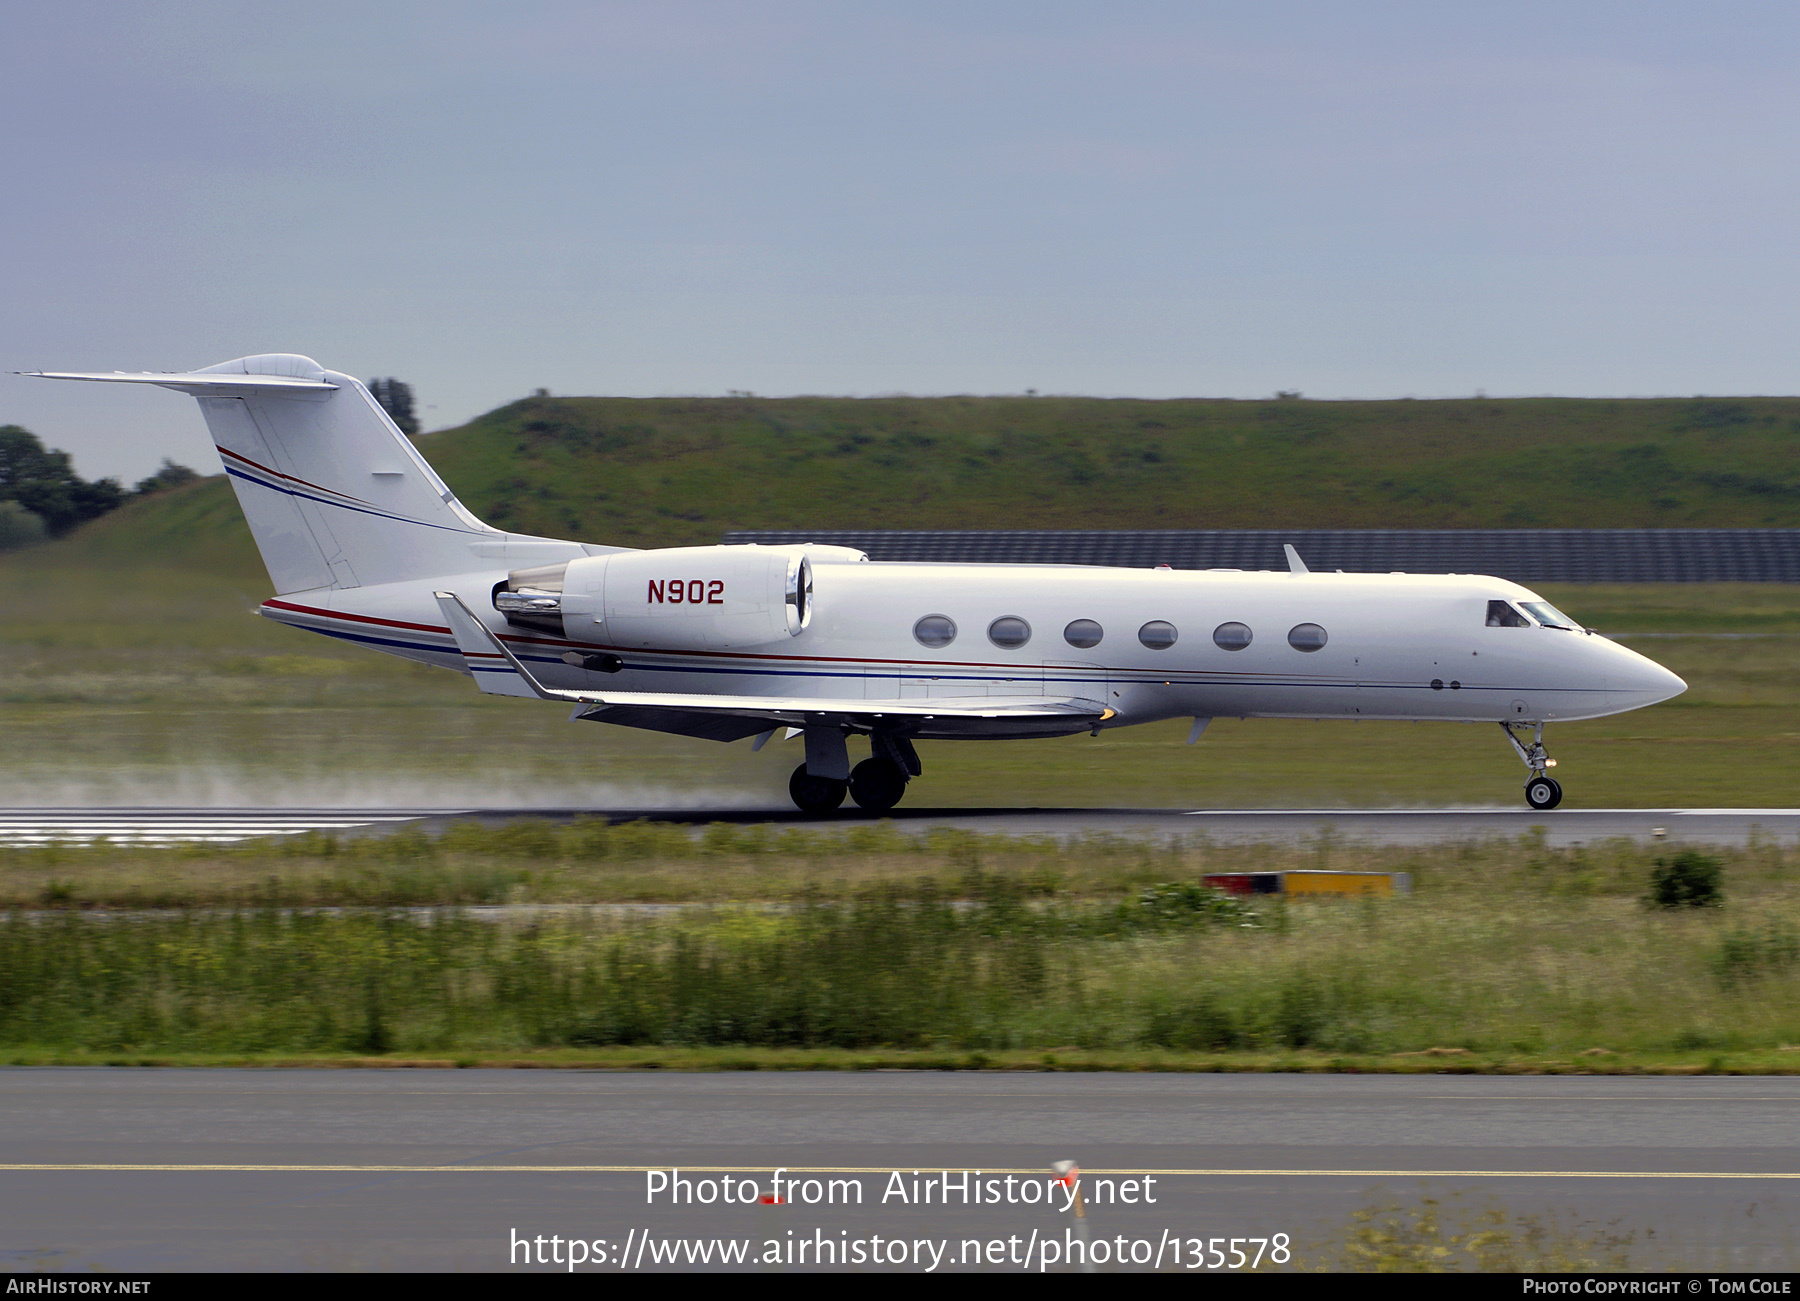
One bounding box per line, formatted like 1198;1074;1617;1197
1500;721;1563;810
1524;774;1563;811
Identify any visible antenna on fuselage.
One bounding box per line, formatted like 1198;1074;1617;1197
1283;543;1310;574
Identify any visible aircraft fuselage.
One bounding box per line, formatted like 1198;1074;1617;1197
261;560;1684;739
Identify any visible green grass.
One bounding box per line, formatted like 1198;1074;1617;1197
1294;1191;1650;1272
5;826;1800;1067
2;601;1789;809
8;1045;1800;1074
0;817;1785;910
0;601;1786;810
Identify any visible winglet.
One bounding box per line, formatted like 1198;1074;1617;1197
1283;543;1309;574
433;591;592;702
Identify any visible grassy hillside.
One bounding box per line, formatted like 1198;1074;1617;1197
423;393;1800;548
37;473;264;579
20;392;1800;571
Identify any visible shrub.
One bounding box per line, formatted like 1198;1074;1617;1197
1649;850;1722;909
1144;994;1240;1050
1711;919;1799;989
1138;882;1262;928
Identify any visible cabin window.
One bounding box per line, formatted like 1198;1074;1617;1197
913;614;957;648
1212;621;1252;651
1138;620;1178;650
1063;619;1103;648
1288;623;1328;652
1521;601;1579;631
988;616;1031;648
1486;600;1529;628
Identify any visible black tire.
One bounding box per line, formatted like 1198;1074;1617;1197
789;764;847;814
849;757;908;812
1524;776;1563;810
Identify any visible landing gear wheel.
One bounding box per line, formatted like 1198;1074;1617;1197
789;764;847;814
849;758;908;813
1524;776;1563;810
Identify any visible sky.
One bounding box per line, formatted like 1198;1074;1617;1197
4;1;1800;482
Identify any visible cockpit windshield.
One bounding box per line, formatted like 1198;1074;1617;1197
1520;601;1579;631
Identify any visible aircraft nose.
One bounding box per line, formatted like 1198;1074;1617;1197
1608;644;1687;708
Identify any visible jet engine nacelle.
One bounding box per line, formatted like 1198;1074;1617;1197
494;544;866;650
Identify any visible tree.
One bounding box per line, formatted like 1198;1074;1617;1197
14;475;125;536
0;424;63;492
367;377;420;436
134;457;201;496
0;424;128;537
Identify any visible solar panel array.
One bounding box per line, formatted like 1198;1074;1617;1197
720;529;1800;582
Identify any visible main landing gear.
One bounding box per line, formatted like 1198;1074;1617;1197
788;765;847;814
788;731;921;815
1500;721;1563;810
849;757;908;812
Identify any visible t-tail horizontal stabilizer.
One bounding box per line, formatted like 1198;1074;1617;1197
21;369;339;394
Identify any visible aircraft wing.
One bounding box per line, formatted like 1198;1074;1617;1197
433;591;1110;740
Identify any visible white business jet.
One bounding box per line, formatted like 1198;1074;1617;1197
28;354;1686;813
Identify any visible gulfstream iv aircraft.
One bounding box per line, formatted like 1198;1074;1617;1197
30;354;1687;812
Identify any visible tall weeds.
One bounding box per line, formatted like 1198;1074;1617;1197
6;826;1800;1059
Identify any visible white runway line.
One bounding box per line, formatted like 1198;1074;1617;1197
0;812;430;846
1182;808;1800;817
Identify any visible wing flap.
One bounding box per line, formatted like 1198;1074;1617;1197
570;689;1106;720
576;707;776;743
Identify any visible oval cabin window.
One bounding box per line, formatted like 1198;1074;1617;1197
1288;623;1328;652
913;615;957;648
1063;619;1103;648
1138;620;1178;650
988;616;1031;648
1213;622;1253;651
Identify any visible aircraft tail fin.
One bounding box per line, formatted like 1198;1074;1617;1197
28;354;598;593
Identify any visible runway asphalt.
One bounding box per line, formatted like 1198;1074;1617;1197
4;805;1800;846
4;1071;1797;1272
